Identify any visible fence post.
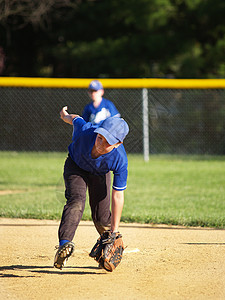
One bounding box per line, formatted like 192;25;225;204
142;88;149;161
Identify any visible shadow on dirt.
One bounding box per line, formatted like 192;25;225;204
0;264;105;277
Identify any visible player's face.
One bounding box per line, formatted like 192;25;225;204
88;89;103;101
95;134;116;155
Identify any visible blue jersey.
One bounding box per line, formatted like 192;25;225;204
82;97;120;124
68;117;128;191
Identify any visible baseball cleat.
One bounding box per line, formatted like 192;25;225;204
54;241;75;269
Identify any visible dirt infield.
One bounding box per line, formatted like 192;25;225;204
0;218;225;300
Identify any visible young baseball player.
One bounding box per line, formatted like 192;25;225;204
54;106;129;270
82;80;120;124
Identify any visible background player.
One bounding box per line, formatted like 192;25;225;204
54;106;129;270
82;80;120;124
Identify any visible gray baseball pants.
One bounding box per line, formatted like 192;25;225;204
58;155;111;242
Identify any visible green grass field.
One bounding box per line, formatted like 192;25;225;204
0;151;224;228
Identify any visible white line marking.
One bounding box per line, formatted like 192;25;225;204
124;248;140;253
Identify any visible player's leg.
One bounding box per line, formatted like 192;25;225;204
59;155;87;241
54;155;87;269
88;171;111;235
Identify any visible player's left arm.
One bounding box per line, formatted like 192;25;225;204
111;189;124;232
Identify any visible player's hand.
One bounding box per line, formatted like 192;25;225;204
60;106;79;125
60;106;68;120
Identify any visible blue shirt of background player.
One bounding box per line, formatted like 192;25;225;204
82;97;120;124
68;117;128;191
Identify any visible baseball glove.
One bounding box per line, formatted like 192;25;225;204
89;230;124;272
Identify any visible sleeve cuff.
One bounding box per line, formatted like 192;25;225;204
112;185;127;191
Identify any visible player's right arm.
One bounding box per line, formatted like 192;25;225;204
60;106;79;125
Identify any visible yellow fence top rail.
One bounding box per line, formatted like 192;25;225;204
0;77;225;89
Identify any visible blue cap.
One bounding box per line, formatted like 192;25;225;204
94;117;129;145
88;80;103;91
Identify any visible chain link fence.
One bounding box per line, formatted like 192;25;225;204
1;86;225;155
